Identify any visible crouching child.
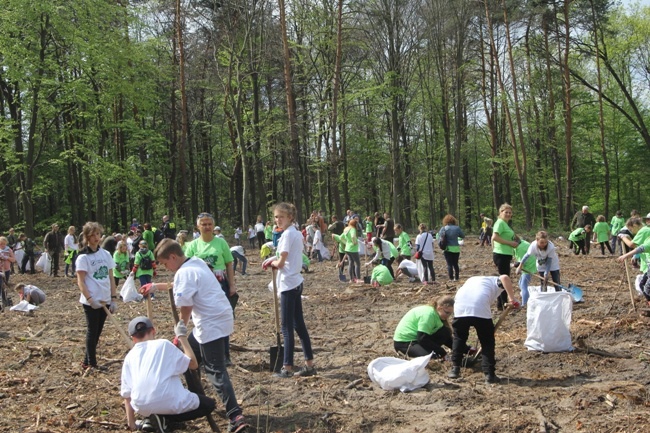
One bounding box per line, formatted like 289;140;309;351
121;316;216;432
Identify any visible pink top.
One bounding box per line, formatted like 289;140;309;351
0;247;15;272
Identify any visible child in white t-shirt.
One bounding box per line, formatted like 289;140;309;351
265;203;316;378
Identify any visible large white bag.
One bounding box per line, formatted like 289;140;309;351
367;353;432;392
35;253;51;274
525;288;573;352
120;275;143;303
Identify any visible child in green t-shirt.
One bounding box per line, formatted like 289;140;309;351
514;239;537;306
592;215;614;255
371;264;394;287
364;216;374;243
568;225;592;255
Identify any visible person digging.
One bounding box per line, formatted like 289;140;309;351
121;316;216;433
447;275;520;384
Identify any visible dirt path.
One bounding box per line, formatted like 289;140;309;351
1;237;649;432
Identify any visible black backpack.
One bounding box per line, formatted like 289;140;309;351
139;252;153;270
438;229;447;250
153;229;164;245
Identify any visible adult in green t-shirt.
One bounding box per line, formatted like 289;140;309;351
342;219;361;282
491;203;519;309
610;210;626;254
393;295;471;359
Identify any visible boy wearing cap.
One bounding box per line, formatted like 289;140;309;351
121;316;215;433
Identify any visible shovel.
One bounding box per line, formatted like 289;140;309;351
524;270;583;303
269;267;284;372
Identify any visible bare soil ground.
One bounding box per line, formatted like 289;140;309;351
1;237;650;433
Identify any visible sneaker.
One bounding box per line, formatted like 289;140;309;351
135;419;155;432
294;365;317;377
485;373;501;384
229;414;250;433
149;414;168;433
447;366;461;379
273;367;294;378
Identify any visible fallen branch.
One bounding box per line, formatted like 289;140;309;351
344;379;363;389
573;341;631;359
82;419;123;428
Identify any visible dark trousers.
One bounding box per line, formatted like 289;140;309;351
280;284;314;366
256;232;265;248
159;394;216;423
492;253;512;308
381;257;395;279
452;316;495;374
231;251;248;275
421;258;435;282
539;270;561;288
444;251;460;279
49;251;60;276
598;241;614;255
571;240;587;255
338;252;346;275
21;252;36;274
394;326;453;358
83;304;107;366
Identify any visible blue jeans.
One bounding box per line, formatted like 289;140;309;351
199;337;242;420
280;284;314;366
138;274;152;287
231;251;248;275
519;273;531;306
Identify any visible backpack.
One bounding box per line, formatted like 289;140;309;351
153;228;164;245
438;229;447;250
139;252;153;270
24;238;36;253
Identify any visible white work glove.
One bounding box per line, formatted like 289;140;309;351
174;320;188;338
87;297;103;309
108;302;118;314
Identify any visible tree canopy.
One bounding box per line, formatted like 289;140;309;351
1;0;649;236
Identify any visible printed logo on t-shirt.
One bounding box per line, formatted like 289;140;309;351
93;266;109;280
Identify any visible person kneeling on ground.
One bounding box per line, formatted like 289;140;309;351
15;283;46;306
394;295;475;360
395;255;419;282
121;316;216;433
447;275;520;384
369;263;393;287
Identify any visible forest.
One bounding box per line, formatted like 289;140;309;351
1;0;650;237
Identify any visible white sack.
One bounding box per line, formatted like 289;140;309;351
635;274;644;296
10;300;38;312
120;275;143;303
525;288;573;352
367;353;432;392
35;253;51;274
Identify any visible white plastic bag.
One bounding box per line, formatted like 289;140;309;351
10;300;38;312
35;253;51;274
120;275;143;303
635;274;644;296
525;288;573;352
367;353;432;392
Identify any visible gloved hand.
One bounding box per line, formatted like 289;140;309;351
88;297;103;309
174;320;188;337
618;233;628;239
153;270;157;277
108;302;118;314
139;283;154;296
262;257;276;270
509;300;521;309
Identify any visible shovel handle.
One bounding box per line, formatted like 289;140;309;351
102;304;134;349
271;267;282;346
522;269;562;289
